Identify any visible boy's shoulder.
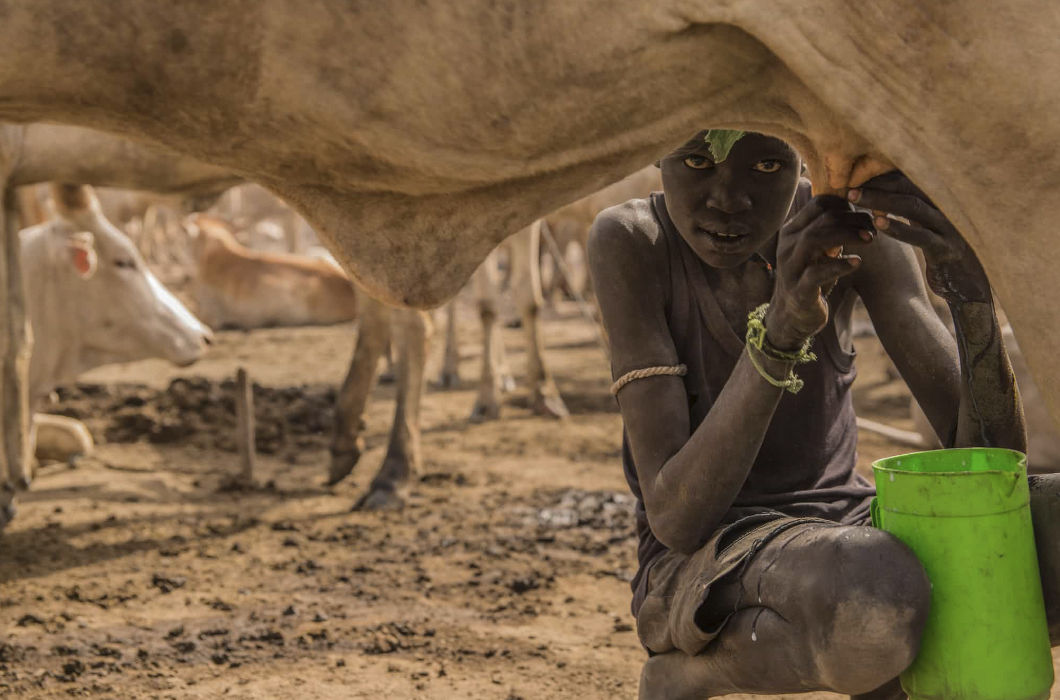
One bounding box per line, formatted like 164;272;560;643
590;196;665;251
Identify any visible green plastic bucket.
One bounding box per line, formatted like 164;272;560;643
871;448;1053;700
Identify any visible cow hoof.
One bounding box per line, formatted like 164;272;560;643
327;445;363;485
438;370;461;389
353;486;406;511
0;501;16;530
469;400;501;423
377;369;397;385
533;393;570;419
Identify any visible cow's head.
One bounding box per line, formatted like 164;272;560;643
43;185;214;371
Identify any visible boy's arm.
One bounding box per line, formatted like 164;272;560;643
851;174;1025;451
588;203;792;553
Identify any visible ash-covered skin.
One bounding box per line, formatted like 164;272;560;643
851;172;1023;449
588;130;1055;698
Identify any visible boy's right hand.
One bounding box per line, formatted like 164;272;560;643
764;196;874;351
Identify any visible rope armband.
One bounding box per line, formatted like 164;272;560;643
610;364;688;396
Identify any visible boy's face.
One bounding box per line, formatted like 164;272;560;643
660;131;801;268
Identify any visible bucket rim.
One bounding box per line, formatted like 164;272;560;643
871;447;1027;475
872;467;1020;478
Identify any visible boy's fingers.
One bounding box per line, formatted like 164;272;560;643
874;217;947;256
780;195;850;237
795;210;875;262
851;189;948;233
800;255;862;290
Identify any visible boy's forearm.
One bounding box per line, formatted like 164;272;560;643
651;351;791;551
949;299;1027;451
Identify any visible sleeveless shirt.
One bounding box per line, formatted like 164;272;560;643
622;190;875;615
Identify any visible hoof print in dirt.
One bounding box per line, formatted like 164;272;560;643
151;573;187;594
58;659;85;681
16;613;45;627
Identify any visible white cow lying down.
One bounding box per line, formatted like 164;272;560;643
24;184;213;460
183;214;359;330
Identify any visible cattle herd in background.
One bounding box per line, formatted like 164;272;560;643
5;159;1059;525
5;166;664;518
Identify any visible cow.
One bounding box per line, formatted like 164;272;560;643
0;1;1057;516
327;170;664;506
0;123;241;520
182;214;358;330
439;167;662;421
23;183;213;458
0;122;432;522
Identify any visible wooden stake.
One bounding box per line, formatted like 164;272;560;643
234;367;256;485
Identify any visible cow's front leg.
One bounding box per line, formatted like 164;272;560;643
509;222;568;419
0;188;32;526
328;290;390;485
356;307;432;511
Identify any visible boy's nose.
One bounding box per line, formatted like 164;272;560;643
705;187;752;214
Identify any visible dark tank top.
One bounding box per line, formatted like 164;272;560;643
623;191;875;615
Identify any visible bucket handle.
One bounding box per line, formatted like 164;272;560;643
870;497;883;528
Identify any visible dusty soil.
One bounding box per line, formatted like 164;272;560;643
2;300;1058;699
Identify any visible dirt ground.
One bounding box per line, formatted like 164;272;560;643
2;299;1058;699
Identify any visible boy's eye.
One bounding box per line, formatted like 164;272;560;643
683;155;714;170
753;160;783;173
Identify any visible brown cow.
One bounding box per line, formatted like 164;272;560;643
183;214;358;330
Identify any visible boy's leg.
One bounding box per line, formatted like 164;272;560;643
1029;473;1060;641
638;524;930;700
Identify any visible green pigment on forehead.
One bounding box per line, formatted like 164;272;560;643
704;129;745;162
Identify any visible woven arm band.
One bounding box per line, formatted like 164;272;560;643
610;364;688;396
745;303;816;394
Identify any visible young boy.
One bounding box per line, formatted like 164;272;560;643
587;130;1060;699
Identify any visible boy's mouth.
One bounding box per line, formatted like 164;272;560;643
698;227;749;246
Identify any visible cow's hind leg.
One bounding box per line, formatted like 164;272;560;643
438;299;461;388
328;290;390;485
356;307;432;510
510;222;568;419
0;188;32;528
470;251;509;422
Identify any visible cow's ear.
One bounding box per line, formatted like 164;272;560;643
66;231;98;279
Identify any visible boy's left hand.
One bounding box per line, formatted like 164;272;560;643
849;171;991;304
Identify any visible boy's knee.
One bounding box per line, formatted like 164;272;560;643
812;529;930;693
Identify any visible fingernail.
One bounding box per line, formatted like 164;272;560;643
847;189;861;203
874;216;889;230
850;257;862;267
859;230;874;241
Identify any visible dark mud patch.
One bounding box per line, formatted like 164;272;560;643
48;377;337;458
